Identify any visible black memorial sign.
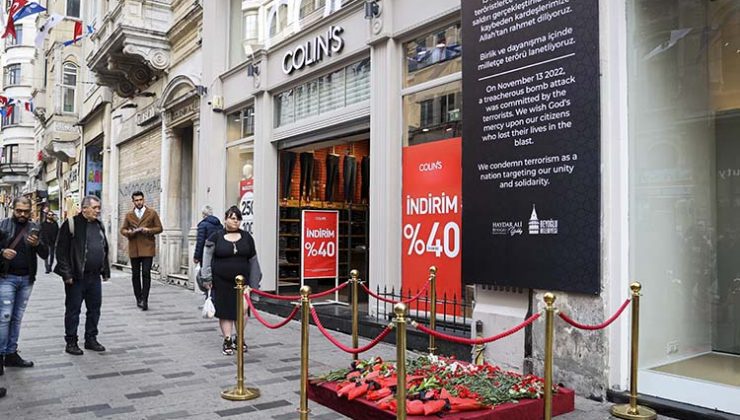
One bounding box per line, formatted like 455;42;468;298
461;0;601;294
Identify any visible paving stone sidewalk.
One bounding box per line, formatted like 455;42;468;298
0;269;673;419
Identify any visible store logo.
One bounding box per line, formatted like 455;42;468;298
492;221;523;236
282;25;344;75
528;204;558;235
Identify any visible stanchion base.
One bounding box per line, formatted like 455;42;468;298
221;386;260;401
610;404;657;420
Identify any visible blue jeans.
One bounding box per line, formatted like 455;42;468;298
0;274;33;354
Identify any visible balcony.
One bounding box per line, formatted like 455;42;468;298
0;162;32;184
87;0;172;97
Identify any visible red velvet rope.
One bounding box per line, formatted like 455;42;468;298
249;281;350;302
414;313;541;345
310;307;393;354
360;279;431;305
244;293;300;329
558;298;631;331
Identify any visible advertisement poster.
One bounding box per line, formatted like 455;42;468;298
239;178;254;234
301;210;339;279
402;138;462;312
461;0;601;293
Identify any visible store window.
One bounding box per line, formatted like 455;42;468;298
5;24;21;47
402;24;462;146
227;105;255;141
4;64;20;86
628;0;740;397
62;62;77;113
85;141;103;198
404;23;462;88
275;58;370;127
226;144;255;233
299;0;325;19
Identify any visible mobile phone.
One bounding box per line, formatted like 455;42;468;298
29;227;40;237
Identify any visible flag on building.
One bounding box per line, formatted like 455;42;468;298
24;99;34;113
63;21;93;46
0;96;8;107
12;1;46;21
35;13;64;49
2;0;28;39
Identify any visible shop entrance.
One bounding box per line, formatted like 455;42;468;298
277;137;370;304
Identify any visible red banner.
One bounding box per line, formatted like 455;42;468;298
302;210;339;279
402;138;462;312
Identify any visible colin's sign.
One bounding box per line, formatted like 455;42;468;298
282;26;344;75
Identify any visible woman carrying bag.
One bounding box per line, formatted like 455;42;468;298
199;206;261;355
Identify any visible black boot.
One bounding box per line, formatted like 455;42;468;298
84;338;106;352
0;387;6;398
136;298;143;308
141;300;148;311
65;336;83;356
0;355;4;375
3;352;33;368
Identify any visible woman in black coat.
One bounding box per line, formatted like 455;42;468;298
201;206;261;355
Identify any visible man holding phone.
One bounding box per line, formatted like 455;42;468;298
0;197;49;371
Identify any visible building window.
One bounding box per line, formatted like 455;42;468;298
62;62;78;113
269;3;288;37
66;0;80;18
299;0;325;19
1;108;20;127
228;0;245;66
274;58;371;127
628;0;740;396
1;145;18;164
4;64;21;86
5;24;21;47
404;23;462;88
227;105;256;142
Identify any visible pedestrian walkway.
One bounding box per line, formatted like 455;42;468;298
1;269;673;419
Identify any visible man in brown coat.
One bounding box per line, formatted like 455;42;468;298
120;191;163;311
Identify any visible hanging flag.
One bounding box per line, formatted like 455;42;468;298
24;99;34;113
12;1;46;21
35;13;63;49
2;0;28;39
6;104;15;119
0;96;8;107
62;21;93;46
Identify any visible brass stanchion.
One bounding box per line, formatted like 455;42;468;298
472;320;486;365
221;275;260;401
351;269;360;362
394;303;407;420
428;266;437;354
298;286;312;420
611;283;657;420
543;293;555;420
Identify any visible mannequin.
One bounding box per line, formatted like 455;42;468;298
242;162;253;180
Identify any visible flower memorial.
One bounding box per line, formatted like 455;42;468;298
315;355;554;416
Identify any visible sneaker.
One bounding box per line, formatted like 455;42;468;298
230;338;247;353
222;337;234;356
3;352;33;368
65;342;84;356
84;339;106;352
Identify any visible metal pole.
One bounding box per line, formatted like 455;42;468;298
472;320;485;365
395;303;407;420
221;276;260;401
351;269;359;361
610;283;657;420
543;293;555;420
299;286;312;420
428;266;437;354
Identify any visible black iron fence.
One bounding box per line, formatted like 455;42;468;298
370;285;473;336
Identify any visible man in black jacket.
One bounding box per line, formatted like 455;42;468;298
55;195;110;355
0;197;48;371
41;210;60;274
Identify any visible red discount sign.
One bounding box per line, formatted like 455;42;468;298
402;138;462;313
302;210;339;279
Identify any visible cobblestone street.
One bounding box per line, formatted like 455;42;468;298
0;269;673;419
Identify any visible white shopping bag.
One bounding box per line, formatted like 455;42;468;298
202;290;216;319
